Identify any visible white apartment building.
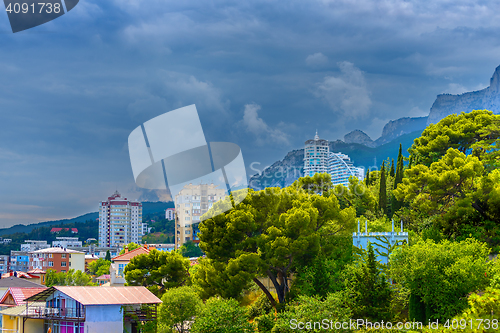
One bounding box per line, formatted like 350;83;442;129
327;152;365;186
98;191;144;248
304;131;330;177
52;237;83;248
174;183;227;249
0;255;9;274
20;240;50;252
165;208;175;220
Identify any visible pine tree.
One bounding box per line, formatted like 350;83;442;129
389;159;395;177
105;250;111;261
392;144;404;214
365;168;370;186
378;162;387;215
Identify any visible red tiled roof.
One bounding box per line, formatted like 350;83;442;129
96;275;111;280
54;286;161;305
2;272;38;279
50;228;78;233
0;287;47;306
111;246;150;261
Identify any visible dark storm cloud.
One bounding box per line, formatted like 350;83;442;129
1;0;500;226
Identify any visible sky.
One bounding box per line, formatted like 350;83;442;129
1;0;500;227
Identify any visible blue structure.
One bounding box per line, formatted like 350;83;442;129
352;220;408;265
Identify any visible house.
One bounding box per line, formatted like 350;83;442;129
84;254;98;273
29;247;85;273
109;246;151;286
27;269;47;285
0;287;47;307
0;285;46;328
1;286;161;333
95;275;110;286
0;276;45;301
50;228;78;234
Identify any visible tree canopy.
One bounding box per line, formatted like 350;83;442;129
196;175;356;307
124;249;190;296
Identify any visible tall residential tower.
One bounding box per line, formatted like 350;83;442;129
98;191;143;248
174;183;226;249
303;131;329;177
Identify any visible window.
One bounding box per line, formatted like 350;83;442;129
61;254;66;258
49;261;53;267
49;254;52;258
61;261;67;267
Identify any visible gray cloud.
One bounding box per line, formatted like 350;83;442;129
241;104;290;146
315;62;372;118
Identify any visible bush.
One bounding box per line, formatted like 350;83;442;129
158;286;202;333
190;298;253;333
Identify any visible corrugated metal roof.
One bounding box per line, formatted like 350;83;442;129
0;304;26;316
26;286;161;305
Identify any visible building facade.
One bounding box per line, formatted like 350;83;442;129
327;152;365;186
29;248;85;273
98;191;144;248
174;183;226;249
303;131;330;177
20;240;50;252
165;208;175;220
52;237;82;248
0;255;8;275
9;251;30;272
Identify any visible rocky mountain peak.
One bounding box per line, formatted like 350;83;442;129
344;130;376;148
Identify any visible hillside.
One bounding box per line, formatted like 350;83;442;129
0;201;174;237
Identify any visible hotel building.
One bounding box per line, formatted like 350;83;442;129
328;152;365;186
98;191;144;248
174;183;226;249
304;131;329;177
304;132;364;186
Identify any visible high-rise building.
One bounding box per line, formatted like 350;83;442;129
174;183;227;249
165;208;175;220
98;191;143;248
328;152;365;186
304;131;329;177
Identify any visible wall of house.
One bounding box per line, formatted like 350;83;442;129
85;305;122;333
69;253;86;272
23;318;44;333
2;314;17;332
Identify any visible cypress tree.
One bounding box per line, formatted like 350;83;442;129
389;159;395;177
105;250;111;261
365;168;370;186
392;144;404;214
378;162;387;215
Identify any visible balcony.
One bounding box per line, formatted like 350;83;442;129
25;306;85;321
123;305;157;322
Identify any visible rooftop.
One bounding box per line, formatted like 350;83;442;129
0;276;44;288
111;246;150;261
31;247;84;254
0;287;47;306
26;286;162;305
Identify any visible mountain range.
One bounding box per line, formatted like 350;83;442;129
249;65;500;189
0;201;173;237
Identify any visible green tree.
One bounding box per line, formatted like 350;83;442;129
347;243;392;321
124;249;190;296
189;298;253;333
45;269;94;287
365;168;370;186
88;258;111;276
390;238;491;322
179;241;203;258
394;148;500;236
158;286;202;333
391;144;404;214
105;250;111;261
119;242;141;255
196;177;356;307
389;159;395;177
409;110;500;167
378;162;387;215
